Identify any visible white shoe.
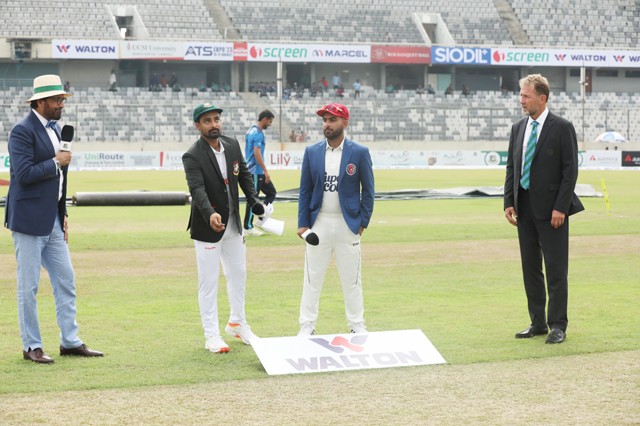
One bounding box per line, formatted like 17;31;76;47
350;323;368;334
205;335;229;353
298;322;316;336
225;322;258;345
243;227;264;237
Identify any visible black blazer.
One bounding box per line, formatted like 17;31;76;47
182;135;260;243
504;111;584;220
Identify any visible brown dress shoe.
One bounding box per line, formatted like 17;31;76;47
23;348;54;364
60;344;104;357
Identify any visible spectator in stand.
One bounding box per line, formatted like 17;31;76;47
160;74;169;88
353;79;361;99
289;130;296;142
150;73;160;92
336;85;345;98
332;72;341;91
211;82;220;92
169;73;179;88
416;84;425;96
462;84;470;97
310;83;320;97
427;83;436;95
64;81;71;92
199;82;208;92
321;76;329;93
445;84;453;96
385;83;394;95
108;69;117;92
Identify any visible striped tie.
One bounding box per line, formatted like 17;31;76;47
520;120;538;190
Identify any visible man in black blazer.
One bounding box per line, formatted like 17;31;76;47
182;103;264;353
504;74;584;344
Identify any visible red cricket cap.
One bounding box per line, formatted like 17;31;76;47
316;103;349;120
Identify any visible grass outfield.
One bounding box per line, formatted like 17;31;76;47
0;169;638;424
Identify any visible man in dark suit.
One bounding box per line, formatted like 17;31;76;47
296;103;375;336
182;103;265;353
504;74;584;344
5;74;103;363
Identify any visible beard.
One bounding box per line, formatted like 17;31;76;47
324;127;343;140
206;128;221;138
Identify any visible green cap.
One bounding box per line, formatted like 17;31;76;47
193;102;223;122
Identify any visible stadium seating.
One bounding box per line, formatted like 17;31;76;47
2;87;638;144
0;0;221;40
219;0;512;45
1;0;638;47
509;0;639;47
1;0;639;144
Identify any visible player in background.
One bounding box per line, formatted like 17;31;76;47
243;109;277;236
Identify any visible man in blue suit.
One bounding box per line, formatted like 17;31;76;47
5;74;103;363
297;103;375;336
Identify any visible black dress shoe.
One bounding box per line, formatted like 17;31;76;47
60;344;104;357
545;328;566;344
515;326;548;339
23;348;54;364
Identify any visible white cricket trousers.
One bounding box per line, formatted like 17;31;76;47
299;212;364;328
194;216;247;338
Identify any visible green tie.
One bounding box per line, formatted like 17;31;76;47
520;120;538;190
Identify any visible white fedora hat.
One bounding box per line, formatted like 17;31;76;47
26;74;72;103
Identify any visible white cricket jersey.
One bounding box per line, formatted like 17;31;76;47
211;142;234;215
320;139;343;215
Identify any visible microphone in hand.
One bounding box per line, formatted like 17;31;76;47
251;202;265;217
301;229;319;246
60;125;74;152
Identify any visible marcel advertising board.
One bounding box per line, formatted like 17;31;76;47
242;43;371;63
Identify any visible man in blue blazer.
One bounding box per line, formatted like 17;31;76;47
5;74;103;363
504;74;584;344
297;103;375;336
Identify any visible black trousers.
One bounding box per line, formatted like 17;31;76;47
516;188;569;331
243;174;277;229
